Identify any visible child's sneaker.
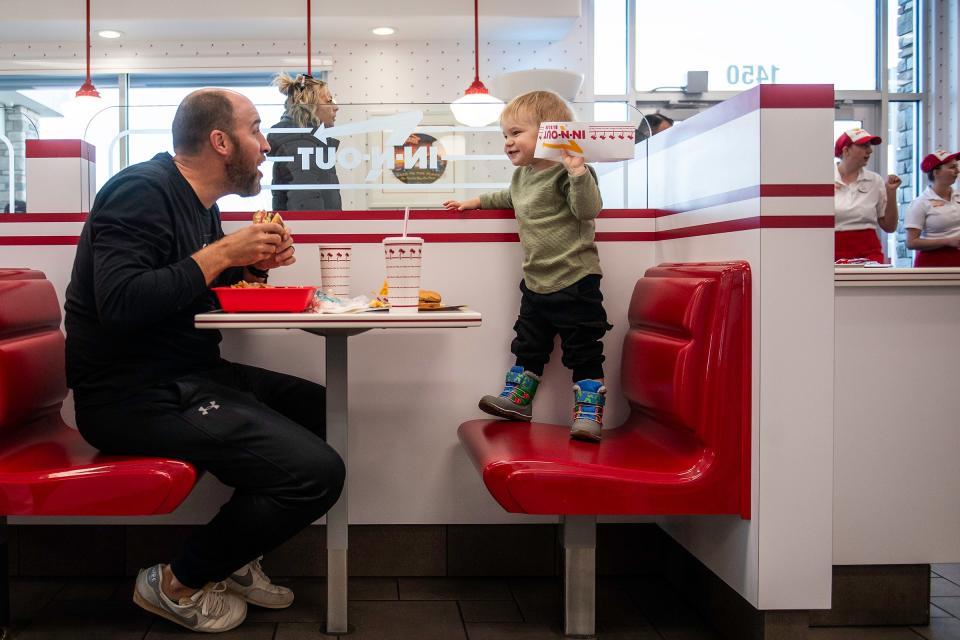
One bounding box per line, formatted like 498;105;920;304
478;366;540;421
570;379;606;442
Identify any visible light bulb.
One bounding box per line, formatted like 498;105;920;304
450;92;504;128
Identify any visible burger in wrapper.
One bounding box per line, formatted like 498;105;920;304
252;210;285;226
369;280;443;309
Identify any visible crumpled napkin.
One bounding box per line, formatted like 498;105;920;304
312;292;372;314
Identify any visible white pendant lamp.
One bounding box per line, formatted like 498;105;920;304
450;0;504;128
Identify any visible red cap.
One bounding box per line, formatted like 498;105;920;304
834;128;882;158
920;149;960;173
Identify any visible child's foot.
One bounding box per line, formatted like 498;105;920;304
570;379;606;442
478;366;540;421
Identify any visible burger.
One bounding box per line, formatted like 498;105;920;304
418;289;442;310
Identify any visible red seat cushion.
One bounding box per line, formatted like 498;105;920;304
0;415;196;516
459;261;751;518
0;268;197;516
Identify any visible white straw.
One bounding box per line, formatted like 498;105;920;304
402;206;410;238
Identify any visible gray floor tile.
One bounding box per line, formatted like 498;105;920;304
9;578;65;623
933;598;960;618
275;622;337;639
459;599;524;623
933;578;960;597
15;598;153;640
915;617;960;639
934;566;960;584
145;620;277;639
339;601;467;640
349;577;399;600
53;578;120;601
932;604;954;618
508;578;561;624
465;622;565;640
399;577;513;600
808;627;924;639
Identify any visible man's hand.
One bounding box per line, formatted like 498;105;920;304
192;222;284;285
252;227;296;270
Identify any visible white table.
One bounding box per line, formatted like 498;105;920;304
195;308;482;634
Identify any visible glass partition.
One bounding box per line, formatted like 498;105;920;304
82;101;650;211
0;110;38;214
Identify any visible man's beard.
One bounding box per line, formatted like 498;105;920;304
225;134;261;196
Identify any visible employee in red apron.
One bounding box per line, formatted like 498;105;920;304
834;128;902;262
905;149;960;266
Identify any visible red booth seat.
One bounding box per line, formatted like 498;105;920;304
0;269;196;516
458;261;751;519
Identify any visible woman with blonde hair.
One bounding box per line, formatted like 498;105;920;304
267;72;341;211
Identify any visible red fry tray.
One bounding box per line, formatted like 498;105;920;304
212;286;317;313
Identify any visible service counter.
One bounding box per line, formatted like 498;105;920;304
834;267;960;564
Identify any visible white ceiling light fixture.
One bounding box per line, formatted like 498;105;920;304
97;29;123;39
450;0;504;128
371;27;396;36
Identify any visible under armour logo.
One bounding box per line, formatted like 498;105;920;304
198;401;220;416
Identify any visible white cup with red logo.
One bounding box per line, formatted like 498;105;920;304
382;237;423;314
318;244;352;298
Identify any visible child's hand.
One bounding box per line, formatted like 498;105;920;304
561;150;587;177
442;198;480;211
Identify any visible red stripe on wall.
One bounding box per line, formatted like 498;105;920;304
759;184;834;197
0;236;80;245
25;140;96;162
0;214;89;223
658;215;834;240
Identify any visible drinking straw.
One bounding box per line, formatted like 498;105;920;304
402;206;410;238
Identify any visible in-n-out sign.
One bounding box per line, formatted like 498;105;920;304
269;110;439;181
295;144;441;176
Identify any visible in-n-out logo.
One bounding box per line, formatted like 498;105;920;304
267;110;443;182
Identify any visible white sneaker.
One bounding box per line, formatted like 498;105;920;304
133;563;247;633
225;556;295;609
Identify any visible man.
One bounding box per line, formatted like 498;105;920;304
64;89;345;633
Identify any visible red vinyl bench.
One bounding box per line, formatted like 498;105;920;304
0;268;197;629
458;261;752;637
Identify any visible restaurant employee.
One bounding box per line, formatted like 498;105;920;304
834;128;902;262
905;149;960;266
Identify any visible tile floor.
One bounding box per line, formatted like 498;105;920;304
6;565;960;639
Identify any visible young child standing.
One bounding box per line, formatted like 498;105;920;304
443;90;611;442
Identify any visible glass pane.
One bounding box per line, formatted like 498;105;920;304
594;0;627;94
0;106;37;213
890;0;917;93
87;100;649;212
888;101;918;266
635;0;877;91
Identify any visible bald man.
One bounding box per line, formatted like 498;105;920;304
65;89;344;633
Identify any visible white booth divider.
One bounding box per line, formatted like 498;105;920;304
0;84;836;612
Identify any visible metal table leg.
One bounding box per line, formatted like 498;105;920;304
325;333;349;634
562;515;597;638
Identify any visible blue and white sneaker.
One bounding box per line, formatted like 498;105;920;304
570;379;606;442
133;563;247;633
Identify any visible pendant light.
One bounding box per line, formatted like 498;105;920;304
75;0;100;99
306;0;312;76
450;0;503;128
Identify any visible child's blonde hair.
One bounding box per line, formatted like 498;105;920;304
273;72;331;128
500;90;573;126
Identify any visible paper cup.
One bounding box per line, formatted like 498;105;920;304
318;244;352;298
383;237;423;314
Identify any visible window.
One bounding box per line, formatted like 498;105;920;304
634;0;877;92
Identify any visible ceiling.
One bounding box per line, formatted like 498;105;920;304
0;0;582;43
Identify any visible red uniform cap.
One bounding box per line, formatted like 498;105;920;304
834;128;882;158
920;149;960;173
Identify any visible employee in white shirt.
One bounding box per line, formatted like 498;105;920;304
905;149;960;267
834;128;902;262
